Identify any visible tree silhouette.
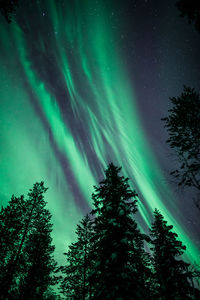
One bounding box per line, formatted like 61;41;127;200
0;194;26;298
0;0;19;23
0;182;58;299
176;0;200;33
60;214;94;299
90;163;151;299
18;183;58;299
150;209;195;299
162;86;200;191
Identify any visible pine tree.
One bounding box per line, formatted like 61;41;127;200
0;194;27;298
18;183;58;299
60;214;94;299
0;195;26;264
0;182;58;299
150;209;195;300
90;163;151;299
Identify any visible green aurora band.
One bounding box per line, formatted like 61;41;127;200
0;0;199;265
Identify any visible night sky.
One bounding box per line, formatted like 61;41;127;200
0;0;199;266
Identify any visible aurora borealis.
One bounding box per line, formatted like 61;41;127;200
0;0;199;266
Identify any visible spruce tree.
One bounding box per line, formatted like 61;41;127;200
90;163;151;299
150;209;195;300
18;182;58;299
60;214;94;299
0;182;58;299
0;194;27;298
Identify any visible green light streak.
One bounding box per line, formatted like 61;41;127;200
0;0;199;265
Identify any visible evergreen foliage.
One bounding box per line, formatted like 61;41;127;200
89;163;151;299
60;214;94;299
0;182;58;299
0;194;26;298
150;209;195;300
60;163;199;299
1;168;199;299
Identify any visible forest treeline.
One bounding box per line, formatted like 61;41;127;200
1;86;200;299
0;164;200;299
